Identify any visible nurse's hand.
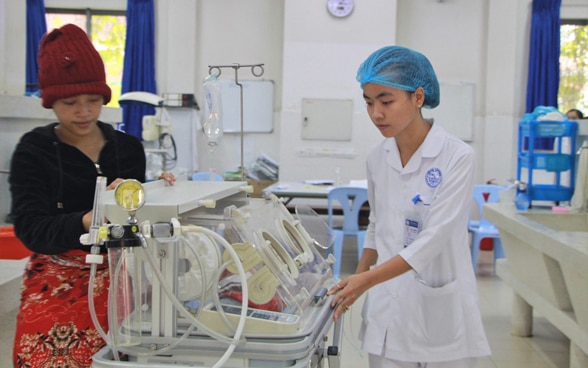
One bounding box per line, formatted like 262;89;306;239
327;272;370;322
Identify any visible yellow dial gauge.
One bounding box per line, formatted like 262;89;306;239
114;179;145;211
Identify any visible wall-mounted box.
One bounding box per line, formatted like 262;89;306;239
301;98;353;141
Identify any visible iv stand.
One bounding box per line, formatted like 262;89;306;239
207;63;265;181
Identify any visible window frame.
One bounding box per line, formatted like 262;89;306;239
45;7;126;41
559;18;588;114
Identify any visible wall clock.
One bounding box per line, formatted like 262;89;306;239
327;0;354;18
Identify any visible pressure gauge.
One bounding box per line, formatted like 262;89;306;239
114;179;145;211
327;0;354;18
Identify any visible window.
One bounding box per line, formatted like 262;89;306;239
46;8;126;107
559;20;588;115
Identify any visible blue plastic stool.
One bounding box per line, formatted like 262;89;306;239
192;172;224;181
327;186;368;278
468;184;505;273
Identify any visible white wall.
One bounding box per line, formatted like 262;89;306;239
278;0;396;183
155;0;285;176
0;0;26;95
396;0;531;186
1;0;587;221
191;0;285;176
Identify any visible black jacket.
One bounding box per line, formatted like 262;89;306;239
9;121;146;254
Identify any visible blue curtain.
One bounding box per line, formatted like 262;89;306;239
525;0;561;149
26;0;47;96
121;0;157;139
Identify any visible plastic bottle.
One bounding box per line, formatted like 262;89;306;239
202;72;223;148
203;71;223;175
515;182;530;211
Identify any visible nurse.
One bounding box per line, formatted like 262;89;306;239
328;46;491;367
566;108;583;120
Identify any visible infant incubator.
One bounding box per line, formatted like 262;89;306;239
84;179;343;368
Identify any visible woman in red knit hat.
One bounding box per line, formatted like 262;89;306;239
9;24;173;367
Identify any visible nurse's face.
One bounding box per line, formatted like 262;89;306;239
362;83;422;138
52;94;104;138
566;110;581;120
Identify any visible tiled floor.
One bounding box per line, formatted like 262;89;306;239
0;248;570;368
469;255;570;368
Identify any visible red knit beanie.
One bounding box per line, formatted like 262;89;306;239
38;24;112;108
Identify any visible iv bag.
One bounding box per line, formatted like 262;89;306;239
203;74;223;147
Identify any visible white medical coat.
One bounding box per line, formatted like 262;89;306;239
359;123;491;362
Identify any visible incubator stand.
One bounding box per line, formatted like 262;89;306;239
92;180;342;368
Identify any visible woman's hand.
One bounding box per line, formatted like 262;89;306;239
107;178;124;190
327;272;371;322
326;254;412;321
158;172;176;186
81;178;133;232
82;211;93;232
82;174;176;233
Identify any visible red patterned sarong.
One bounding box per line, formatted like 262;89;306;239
13;250;110;368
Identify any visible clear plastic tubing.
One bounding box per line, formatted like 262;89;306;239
87;177;112;346
140;226;248;368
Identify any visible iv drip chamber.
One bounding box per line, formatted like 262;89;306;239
202;73;224;147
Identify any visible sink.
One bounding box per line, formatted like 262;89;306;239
484;203;588;366
520;212;588;232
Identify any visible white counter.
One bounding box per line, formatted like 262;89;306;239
484;203;588;368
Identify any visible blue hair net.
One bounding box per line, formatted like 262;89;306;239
357;46;440;109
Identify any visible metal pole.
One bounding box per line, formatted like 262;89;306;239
207;63;264;181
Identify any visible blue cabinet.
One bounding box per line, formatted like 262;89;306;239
517;120;578;204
